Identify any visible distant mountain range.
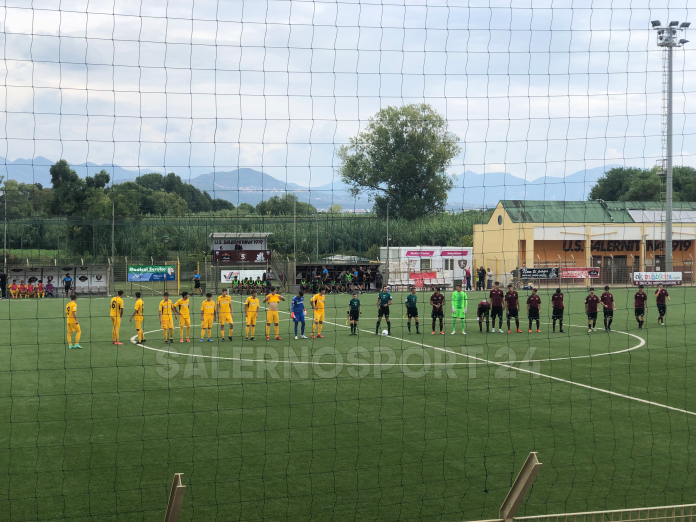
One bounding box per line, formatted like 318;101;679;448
0;156;617;210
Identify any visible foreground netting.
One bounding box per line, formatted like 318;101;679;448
0;2;695;521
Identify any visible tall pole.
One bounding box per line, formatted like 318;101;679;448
653;19;690;270
111;200;115;293
385;203;389;285
665;46;674;272
293;200;296;260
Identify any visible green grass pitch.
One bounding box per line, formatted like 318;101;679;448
1;286;696;521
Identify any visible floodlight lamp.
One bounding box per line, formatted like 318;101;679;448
670;21;680;27
680;39;690;45
681;22;691;28
651;20;662;27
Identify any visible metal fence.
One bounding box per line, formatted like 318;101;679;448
473;504;696;522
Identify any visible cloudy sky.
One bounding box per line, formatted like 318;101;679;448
0;0;694;190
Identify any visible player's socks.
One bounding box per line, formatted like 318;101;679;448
608;318;612;328
559;319;563;332
275;325;279;337
245;326;250;337
266;324;271;337
67;334;72;345
386;322;390;335
536;320;540;331
250;326;256;337
376;322;380;334
479;322;483;332
407;322;411;332
592;320;596;329
529;320;533;331
294;323;298;336
461;318;465;332
415;322;419;333
313;323;318;334
318;324;323;335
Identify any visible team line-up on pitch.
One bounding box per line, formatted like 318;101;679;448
62;282;673;349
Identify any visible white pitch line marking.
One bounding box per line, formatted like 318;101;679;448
129;300;695;417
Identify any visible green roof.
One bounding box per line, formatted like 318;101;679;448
498;200;696;224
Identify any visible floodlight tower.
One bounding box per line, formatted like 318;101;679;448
652;20;689;271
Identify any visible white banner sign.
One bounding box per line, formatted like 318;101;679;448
221;269;266;283
8;268;25;285
75;267;91;289
633;272;683;286
91;267;108;288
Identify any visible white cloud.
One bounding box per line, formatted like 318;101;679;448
0;1;693;186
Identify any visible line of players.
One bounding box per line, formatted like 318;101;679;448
475;282;670;334
8;280;54;298
63;281;673;349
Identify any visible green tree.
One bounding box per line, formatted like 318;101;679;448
337;103;461;219
587;167;640;201
327;203;343;214
236;202;255;214
256;193;316;215
621;170;661;201
49;160;85;216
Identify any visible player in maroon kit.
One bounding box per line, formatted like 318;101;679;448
526;288;541;333
430;288;445;335
585;287;601;332
654;283;670;325
505;283;521;333
634;284;648;329
601;285;616;332
476;299;490;332
489;281;505;333
551;288;564;333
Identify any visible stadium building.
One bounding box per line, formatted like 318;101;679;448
473;200;696;284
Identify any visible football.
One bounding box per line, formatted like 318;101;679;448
381;330;389;336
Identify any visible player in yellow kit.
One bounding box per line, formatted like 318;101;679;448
200;292;216;342
263;286;285;341
36;281;45;298
66;294;82;349
110;290;125;345
159;292;178;343
217;288;234;341
245;289;260;341
174;291;191;343
129;291;145;343
310;287;326;338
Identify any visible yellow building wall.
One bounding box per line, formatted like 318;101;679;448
472;204;696;277
473;202;534;279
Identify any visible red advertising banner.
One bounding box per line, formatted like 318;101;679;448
405;250;435;257
440;250;470;256
561;267;600;279
214;250;272;264
410;272;437;281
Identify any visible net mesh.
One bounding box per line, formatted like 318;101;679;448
0;1;695;521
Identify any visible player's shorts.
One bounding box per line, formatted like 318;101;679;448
246;314;258;326
378;305;390;318
452;308;466;319
161;318;174;329
194;280;201;288
528;308;540;319
111;317;121;328
67;323;80;334
314;311;325;322
135;317;143;330
432;309;444;319
219;313;233;325
293;311;305;322
349;310;360;321
201;316;214;329
587;311;598;320
477;306;489;318
266;311;279;324
407;307;418;318
552;307;564;319
657;304;667;315
603;309;613;318
507;308;518;318
491;305;503;319
179;316;191;327
10;290;17;297
634;307;645;317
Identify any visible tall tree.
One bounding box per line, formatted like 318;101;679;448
49;159;85;215
337;103;461;219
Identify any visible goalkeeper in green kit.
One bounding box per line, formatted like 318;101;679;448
451;283;468;334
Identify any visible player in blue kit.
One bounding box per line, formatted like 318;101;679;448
291;290;308;340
